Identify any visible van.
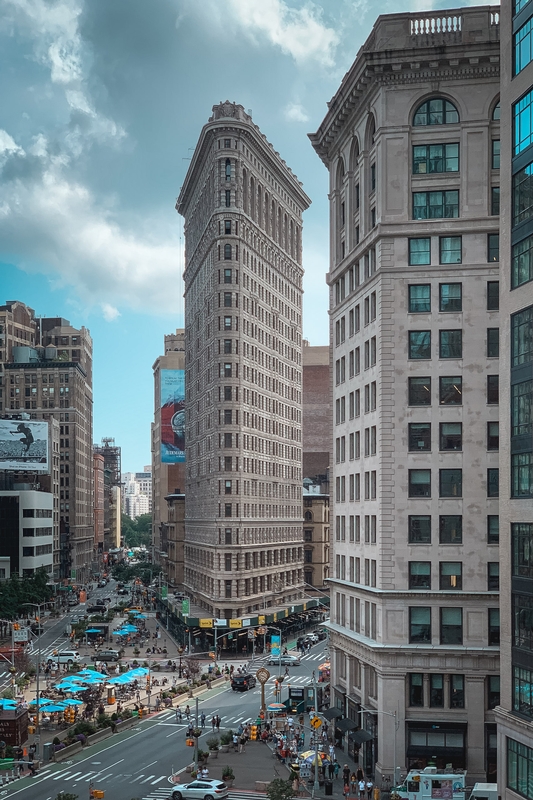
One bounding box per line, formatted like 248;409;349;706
469;784;497;800
231;673;256;691
50;650;80;665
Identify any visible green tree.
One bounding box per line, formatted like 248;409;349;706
266;778;295;800
121;513;152;548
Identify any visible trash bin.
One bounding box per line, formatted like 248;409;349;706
325;781;333;796
42;743;53;763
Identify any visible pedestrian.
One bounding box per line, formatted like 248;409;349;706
373;787;381;800
344;783;350;799
358;779;366;799
329;743;335;760
357;768;364;782
343;765;351;785
233;732;239;752
351;773;358;794
216;714;221;732
366;779;374;800
334;760;341;780
211;716;216;732
239;734;246;753
185;704;191;719
201;766;209;779
328;761;335;780
201;712;206;728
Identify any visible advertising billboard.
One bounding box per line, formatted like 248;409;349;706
0;419;49;473
160;369;185;463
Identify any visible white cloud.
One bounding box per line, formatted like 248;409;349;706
0;154;182;319
284;102;310;123
0;130;24;157
182;0;338;67
101;303;121;322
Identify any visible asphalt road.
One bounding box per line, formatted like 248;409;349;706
4;640;329;800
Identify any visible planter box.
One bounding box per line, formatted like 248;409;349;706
54;741;83;762
87;728;113;746
209;750;219;759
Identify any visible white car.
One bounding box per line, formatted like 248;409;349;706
171;779;229;800
306;633;319;643
268;654;301;666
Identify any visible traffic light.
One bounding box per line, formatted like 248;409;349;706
250;725;258;741
12;624;19;631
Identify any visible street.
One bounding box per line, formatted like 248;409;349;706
3;609;328;800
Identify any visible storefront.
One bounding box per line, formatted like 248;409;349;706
406;721;467;771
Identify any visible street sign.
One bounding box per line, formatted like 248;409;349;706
247;629;256;639
181;599;189;616
310;716;322;729
161;586;168;599
13;628;29;642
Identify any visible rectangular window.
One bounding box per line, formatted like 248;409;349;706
512;522;533;578
488;675;500;710
413;143;459;174
514;88;533;154
440;607;462;644
439;329;462;358
224;316;232;330
409;515;431;544
487;375;499;404
440;468;462;497
513;163;533;225
489;608;500;646
492;186;500;216
430;674;444;707
440;240;462;266
488;562;500;591
488;233;500;262
513;666;533;719
409;607;431;643
440;422;462;451
492;139;500;169
224;363;232;378
225;190;231;207
409;561;431;589
440;515;462;544
439;562;462;590
409;331;431;359
223;292;232;307
409;469;431;497
413;190;459;219
515;18;533;75
487;280;499;310
512;234;533;288
439;283;462;312
512;306;533;366
487;421;499;451
512;453;533;497
409;241;431;267
409;423;431;451
487;328;499;357
408;283;431;312
488;515;499;544
409;377;431;405
409;673;424;707
450;675;465;708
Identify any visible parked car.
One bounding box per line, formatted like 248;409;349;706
316;629;328;641
91;649;123;663
231;673;256;691
96;599;106;606
67;597;79;607
268;654;301;667
306;632;319;643
117;588;129;596
171;779;229;800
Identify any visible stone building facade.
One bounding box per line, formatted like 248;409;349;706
310;8;501;783
0;301;93;581
496;1;533;797
177;102;310;618
152;329;186;583
302;341;330;479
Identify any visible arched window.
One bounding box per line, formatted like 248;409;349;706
492;101;500;121
413;97;459;126
225;159;231;180
224;244;232;260
304;511;313;521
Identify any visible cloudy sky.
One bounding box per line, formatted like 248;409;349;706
0;0;494;472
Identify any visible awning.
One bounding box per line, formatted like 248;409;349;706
336;718;358;732
322;708;343;721
349;729;374;745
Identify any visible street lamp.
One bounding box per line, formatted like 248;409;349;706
358;706;399;785
22;601;48;758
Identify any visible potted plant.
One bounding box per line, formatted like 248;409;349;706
222;766;235;787
206;736;219;758
219;731;232;753
192;727;202;738
190;769;198;779
197;748;209;764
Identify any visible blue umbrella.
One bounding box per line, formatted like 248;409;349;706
132;614;147;619
60;698;84;705
29;698;56;707
0;699;16;708
75;669;108;679
55;683;89;692
86;628;103;634
40;703;68;713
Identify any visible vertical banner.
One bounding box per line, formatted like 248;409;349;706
160;369;185;463
271;634;281;657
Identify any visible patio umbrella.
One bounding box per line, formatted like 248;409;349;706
267;703;286;711
299;751;331;765
60;698;84;706
118;624;138;633
40;704;68;713
29;698;57;707
0;699;16;709
129;667;148;676
75;670;108;679
86;628;103;634
55;683;89;692
131;614;147;620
